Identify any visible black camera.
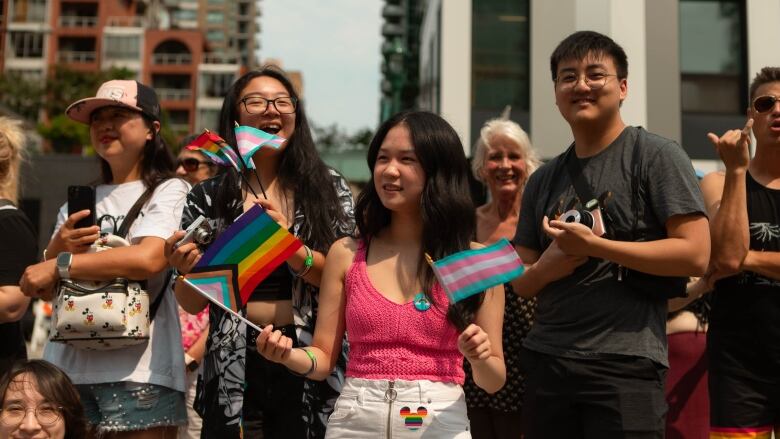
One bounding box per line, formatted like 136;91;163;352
559;198;607;237
175;215;213;249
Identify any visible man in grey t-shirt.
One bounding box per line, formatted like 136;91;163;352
512;31;709;438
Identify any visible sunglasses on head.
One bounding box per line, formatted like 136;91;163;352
752;95;780;113
177;157;209;172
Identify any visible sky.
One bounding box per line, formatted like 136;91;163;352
259;0;383;133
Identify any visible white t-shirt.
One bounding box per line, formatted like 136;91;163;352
44;178;190;392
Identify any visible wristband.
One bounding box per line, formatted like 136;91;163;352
290;245;314;278
289;347;317;377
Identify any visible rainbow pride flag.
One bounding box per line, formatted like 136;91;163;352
710;426;773;439
429;238;524;303
186;205;302;306
234;125;286;169
186;130;242;171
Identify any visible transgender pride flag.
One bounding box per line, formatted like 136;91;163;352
429;238;524;303
234;125;286;169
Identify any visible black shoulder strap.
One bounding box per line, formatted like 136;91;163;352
148;272;169;322
116;187;154;239
630;127;645;239
563;129;644;241
114;184;168;321
564;147;598;206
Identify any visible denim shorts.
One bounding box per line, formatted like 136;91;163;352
77;381;187;433
325;377;471;438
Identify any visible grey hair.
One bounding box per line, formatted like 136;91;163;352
0;117;27;204
471;118;541;184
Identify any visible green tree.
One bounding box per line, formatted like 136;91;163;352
0;71;45;121
44;66;135;118
37;114;90;154
36;66;135;152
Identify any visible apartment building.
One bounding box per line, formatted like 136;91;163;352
1;0;261;135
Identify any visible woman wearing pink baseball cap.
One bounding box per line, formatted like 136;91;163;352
20;79;190;438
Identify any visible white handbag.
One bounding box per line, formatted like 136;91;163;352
48;234;159;350
48;188;167;350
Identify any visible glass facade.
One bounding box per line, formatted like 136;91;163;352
104;35;140;61
471;0;530;141
679;0;747;159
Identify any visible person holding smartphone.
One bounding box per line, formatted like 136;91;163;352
19;80;190;438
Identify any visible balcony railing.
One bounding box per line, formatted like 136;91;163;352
58;50;97;63
152;53;192;65
59;16;98;28
201;53;238;64
156;88;192;101
170;123;191;134
105;16;146;28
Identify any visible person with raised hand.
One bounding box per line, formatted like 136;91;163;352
702;67;780;439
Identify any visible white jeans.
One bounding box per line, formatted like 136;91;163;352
177;370;202;439
325;377;471;439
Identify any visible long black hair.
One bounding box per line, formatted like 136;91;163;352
355;110;481;326
213;65;349;252
98;115;175;190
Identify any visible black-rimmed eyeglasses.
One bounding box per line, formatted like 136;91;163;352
240;96;298;115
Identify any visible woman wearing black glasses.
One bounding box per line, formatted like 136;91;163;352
166;66;355;439
175;135;218;186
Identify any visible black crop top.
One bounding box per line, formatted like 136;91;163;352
246;263;293;301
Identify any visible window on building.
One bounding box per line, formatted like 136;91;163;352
679;0;748;160
206;30;224;42
104;35;140;60
201;73;235;98
471;0;530;136
11;0;46;23
10;31;44;58
679;0;746;114
197;109;221;132
207;11;224;24
173;9;197;23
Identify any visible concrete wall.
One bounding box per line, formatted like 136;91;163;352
19;155;100;253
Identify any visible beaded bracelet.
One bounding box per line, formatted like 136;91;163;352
290;347;317;377
290;245;314;278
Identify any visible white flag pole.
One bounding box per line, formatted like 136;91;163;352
180;277;262;332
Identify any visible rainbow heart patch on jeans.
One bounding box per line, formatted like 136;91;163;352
400;406;428;431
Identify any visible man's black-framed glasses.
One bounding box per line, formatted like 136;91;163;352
241;96;297;115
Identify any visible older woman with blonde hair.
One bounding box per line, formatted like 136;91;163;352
464;116;541;439
0;117;37;377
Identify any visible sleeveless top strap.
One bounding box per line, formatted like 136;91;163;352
354;238;368;263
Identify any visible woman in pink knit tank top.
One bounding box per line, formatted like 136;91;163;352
257;111;506;438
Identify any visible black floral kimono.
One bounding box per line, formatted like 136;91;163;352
181;170;355;438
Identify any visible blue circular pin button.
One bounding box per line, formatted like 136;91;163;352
413;292;430;311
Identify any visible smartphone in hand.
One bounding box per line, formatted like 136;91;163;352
67;185;96;229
